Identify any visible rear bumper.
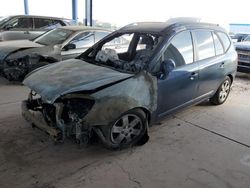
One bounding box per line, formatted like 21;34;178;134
21;100;61;140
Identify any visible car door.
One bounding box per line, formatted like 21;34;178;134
2;17;34;40
192;30;226;97
157;31;200;117
61;31;95;60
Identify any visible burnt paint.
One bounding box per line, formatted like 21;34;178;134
23;59;134;103
83;71;157;125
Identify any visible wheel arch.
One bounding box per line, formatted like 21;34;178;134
227;74;233;83
133;107;151;125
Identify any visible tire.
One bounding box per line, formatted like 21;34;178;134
210;76;232;105
101;109;148;149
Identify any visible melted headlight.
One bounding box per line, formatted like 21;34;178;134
62;98;95;123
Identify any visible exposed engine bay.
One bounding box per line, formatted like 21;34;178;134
24;91;95;145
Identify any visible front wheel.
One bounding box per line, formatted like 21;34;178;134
101;109;148;149
210;76;232;105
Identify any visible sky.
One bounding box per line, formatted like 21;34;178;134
1;0;250;30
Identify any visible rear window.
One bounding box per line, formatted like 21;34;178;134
217;32;231;52
213;32;224;55
193;30;215;60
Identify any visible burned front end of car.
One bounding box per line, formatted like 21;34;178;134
21;27;161;147
22;91;95;144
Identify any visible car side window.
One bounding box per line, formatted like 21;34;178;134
8;17;33;29
217;32;231;52
69;32;95;49
193;30;215;60
213;32;224;55
163;31;194;67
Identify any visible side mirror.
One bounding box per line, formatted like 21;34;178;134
159;59;176;80
63;43;76;51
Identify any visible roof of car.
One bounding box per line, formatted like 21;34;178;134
59;25;112;32
8;15;71;20
119;20;225;35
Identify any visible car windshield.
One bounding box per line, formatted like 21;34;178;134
0;16;11;27
244;35;250;42
34;28;74;46
81;32;162;73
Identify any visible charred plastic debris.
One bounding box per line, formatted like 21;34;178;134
23;91;95;145
1;54;58;81
94;34;158;73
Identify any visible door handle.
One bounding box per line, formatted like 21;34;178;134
189;72;198;80
220;62;225;68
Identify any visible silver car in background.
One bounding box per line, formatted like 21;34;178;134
0;26;114;81
0;15;73;41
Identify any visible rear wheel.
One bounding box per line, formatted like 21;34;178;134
210;76;231;105
102;109;148;149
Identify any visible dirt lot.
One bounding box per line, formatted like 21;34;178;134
0;73;250;188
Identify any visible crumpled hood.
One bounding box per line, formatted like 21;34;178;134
235;41;250;51
23;59;134;103
0;40;43;60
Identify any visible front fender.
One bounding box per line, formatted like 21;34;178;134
83;71;157;125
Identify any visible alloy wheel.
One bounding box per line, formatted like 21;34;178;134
111;114;143;145
219;80;230;102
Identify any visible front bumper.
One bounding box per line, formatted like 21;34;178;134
21;100;61;140
237;64;250;73
237;51;250;73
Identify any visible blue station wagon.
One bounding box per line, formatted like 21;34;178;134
22;20;237;148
